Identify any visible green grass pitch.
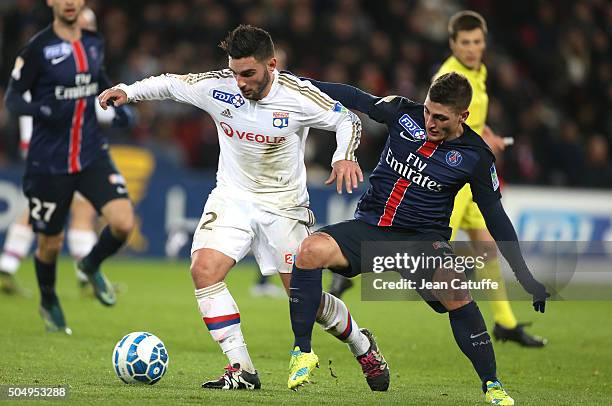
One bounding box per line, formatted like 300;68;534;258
1;258;611;405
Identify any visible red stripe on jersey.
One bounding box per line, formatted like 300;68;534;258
71;40;89;72
416;141;440;158
378;178;411;226
69;99;86;173
68;41;88;173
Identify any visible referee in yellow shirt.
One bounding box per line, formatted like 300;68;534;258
434;11;545;347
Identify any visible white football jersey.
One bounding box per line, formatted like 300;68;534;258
118;69;361;222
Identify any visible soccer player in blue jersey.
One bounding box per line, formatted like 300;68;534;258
4;0;135;334
286;73;549;405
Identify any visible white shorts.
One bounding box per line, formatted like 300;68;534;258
191;191;311;276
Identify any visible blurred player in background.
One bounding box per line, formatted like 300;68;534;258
99;25;374;390
328;10;546;348
4;0;135;334
290;72;549;404
0;6;127;296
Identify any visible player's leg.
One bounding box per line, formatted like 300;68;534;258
428;263;512;405
66;193;97;288
466;222;546;347
286;220;389;391
252;213;371;364
0;208;34;295
75;156;134;306
22;172;74;334
191;194;260;390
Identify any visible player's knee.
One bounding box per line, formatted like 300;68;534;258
109;210;135;239
190;254;224;287
296;236;329;269
36;234;64;261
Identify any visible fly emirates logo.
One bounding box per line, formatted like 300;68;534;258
386;149;443;192
220;122;286;144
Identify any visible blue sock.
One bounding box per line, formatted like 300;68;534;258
82;226;125;272
34;256;58;305
289;265;322;353
448;301;497;392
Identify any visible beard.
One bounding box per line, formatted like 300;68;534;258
247;70;272;101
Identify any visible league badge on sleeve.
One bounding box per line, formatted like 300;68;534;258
490;163;500;191
273;112;289;129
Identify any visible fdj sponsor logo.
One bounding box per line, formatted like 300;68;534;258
43;43;72;60
220;122;286;144
272;112;289;129
212;89;245;108
398;114;426;141
445;150;462;167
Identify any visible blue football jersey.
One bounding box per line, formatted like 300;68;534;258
353;95;501;239
8;25;111;174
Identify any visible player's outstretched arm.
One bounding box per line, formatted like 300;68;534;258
478;200;550;313
99;73;208;111
304;78;378;116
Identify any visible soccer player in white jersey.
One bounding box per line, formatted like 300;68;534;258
99;25;384;390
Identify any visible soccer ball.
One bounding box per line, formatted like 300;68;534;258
112;332;169;385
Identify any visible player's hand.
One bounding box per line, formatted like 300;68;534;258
521;277;550;313
481;125;506;154
99;87;128;110
325;160;364;194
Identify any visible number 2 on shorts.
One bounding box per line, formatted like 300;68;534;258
200;211;218;230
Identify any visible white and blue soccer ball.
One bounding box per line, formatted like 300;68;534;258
112;332;169;385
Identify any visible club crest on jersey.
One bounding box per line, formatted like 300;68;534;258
490;164;500;191
272;112;289;128
398;114;426;141
445;150;463;167
88;46;98;60
212;89;245;108
43;43;72;61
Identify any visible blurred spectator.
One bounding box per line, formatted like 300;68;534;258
0;0;609;189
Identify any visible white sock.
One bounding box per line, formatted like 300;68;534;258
67;229;97;282
317;291;371;357
195;282;255;373
0;223;34;274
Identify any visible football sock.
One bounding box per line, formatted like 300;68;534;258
81;226;125;271
67;229;97;282
195;282;255;374
289;265;322;353
448;301;497;390
476;258;518;329
34;256;58;305
317;291;370;356
0;223;34;274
